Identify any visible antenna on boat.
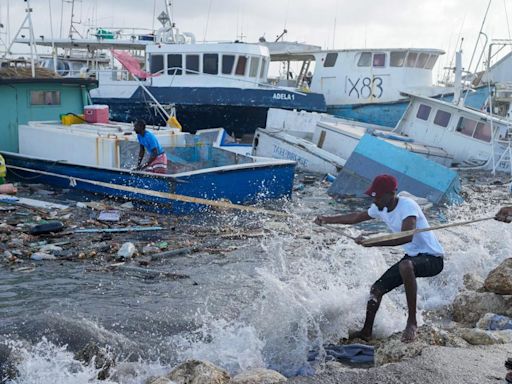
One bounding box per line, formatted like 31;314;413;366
6;0;38;77
275;29;287;42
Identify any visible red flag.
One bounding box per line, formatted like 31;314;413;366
111;50;159;79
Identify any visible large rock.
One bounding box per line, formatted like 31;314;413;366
229;368;287;384
451;291;512;325
167;359;230;384
476;313;512;331
375;325;467;366
484;258;512;295
454;327;512;345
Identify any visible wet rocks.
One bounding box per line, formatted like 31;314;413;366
230;368;287;383
167;359;230;384
454;327;512;345
74;342;115;380
484;258;512;295
451;291;512;325
374;325;468;366
462;272;484;291
476;313;512;331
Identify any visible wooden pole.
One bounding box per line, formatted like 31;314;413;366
361;216;496;246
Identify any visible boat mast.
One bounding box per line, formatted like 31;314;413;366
67;0;82;39
6;0;38;77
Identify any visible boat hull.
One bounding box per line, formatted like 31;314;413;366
2;152;296;214
91;86;327;137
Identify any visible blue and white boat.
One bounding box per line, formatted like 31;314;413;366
2;121;296;214
267;45;490;127
20;10;326;137
0;71;296;214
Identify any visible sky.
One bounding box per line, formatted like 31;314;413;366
1;0;512;81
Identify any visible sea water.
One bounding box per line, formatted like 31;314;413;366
1;171;511;382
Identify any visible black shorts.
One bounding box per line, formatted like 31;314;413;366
373;254;444;295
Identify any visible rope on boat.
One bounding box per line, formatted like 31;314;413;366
6;164;290;217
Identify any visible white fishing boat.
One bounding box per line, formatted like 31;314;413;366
252;109;453;175
391;92;512;174
266;44;490;128
14;2;326;137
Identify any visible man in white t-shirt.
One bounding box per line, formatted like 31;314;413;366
314;174;444;343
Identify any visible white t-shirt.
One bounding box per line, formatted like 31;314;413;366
367;196;444;257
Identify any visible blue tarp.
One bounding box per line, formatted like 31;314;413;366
308;343;374;366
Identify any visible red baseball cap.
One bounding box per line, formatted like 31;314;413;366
365;174;398;198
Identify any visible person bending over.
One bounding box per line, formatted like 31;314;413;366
134;119;168;174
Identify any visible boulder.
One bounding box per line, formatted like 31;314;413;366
375;325;467;366
74;342;114;380
462;273;484;291
229;368;287;384
454;327;512;345
451;291;512;325
167;359;230;384
484;258;512;295
476;313;512;331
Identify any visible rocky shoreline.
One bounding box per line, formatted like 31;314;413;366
132;258;512;384
1;177;512;383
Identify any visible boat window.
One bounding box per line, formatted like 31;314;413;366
150;54;164;74
405;52;417;67
416;53;429;68
235;56;247;76
167;54;182;75
249;57;260;77
473;121;492;142
390;51;406;67
455;117;477;136
186;55;200;74
324;53;338;67
416;104;432;120
373;53;386;67
222;54;235;75
357;52;371;67
203;54;218;75
433;109;451;127
425;55;438;69
260;58;267;78
30;90;61;105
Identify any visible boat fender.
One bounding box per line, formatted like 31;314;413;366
167;116;182;130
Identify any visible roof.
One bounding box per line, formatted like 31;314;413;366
0;67;97;88
15;37;150;51
400;91;509;124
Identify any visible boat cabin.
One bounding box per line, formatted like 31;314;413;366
395;93;512;172
130;42;270;89
268;47;445;106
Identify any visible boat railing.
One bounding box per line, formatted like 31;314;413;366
156;66;307;95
